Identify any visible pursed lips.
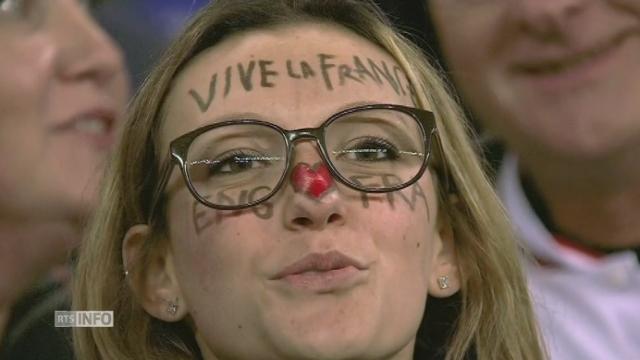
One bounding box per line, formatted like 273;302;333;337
271;250;369;293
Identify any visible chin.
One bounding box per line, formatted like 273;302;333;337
267;318;410;360
533;130;637;162
495;106;636;163
274;334;375;360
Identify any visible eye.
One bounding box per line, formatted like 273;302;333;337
334;136;400;162
197;149;275;177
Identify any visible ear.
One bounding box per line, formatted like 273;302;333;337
428;199;461;298
122;224;187;321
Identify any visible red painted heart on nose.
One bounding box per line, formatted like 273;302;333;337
291;162;334;198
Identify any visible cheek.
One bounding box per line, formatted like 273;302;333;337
167;192;268;297
432;4;502;65
376;210;433;282
0;122;45;181
356;190;434;333
361;180;437;282
0;38;66;205
0;41;51;170
169;194;229;287
0;36;54;121
167;194;280;349
0;119;55;217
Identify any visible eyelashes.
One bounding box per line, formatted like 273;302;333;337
334;136;400;162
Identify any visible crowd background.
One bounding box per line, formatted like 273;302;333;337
2;0;637;359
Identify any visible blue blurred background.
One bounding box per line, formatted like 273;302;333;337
94;0;209;89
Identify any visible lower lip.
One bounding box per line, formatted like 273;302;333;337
80;130;115;150
278;266;366;293
513;35;632;92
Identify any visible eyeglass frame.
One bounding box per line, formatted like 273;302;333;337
147;103;441;223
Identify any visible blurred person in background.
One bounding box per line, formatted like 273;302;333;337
376;0;640;358
0;0;128;357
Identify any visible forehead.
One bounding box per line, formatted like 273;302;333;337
161;22;415;146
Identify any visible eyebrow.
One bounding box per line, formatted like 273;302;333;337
208;100;416;128
337;101;385;111
209;111;267;123
338;100;420;112
209;101;378;123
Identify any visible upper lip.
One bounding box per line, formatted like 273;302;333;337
51;106;118;133
509;28;639;74
272;250;367;280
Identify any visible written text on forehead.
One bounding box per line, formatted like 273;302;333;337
188;53;416;113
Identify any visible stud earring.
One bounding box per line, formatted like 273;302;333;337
167;299;179;316
437;276;450;290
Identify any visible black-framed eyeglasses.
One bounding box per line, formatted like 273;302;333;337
148;103;439;221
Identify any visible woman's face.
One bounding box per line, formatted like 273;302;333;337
430;0;640;160
157;23;454;359
0;0;128;222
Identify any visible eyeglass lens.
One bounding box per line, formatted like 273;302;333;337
184;108;426;208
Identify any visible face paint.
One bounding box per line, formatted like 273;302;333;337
291;162;334;199
187;54;414;113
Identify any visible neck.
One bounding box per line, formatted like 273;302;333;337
520;149;640;250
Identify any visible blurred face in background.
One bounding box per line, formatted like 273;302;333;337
430;0;640;162
0;0;128;223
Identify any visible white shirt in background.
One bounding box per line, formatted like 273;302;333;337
498;153;640;360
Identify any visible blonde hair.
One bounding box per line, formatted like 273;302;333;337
73;1;545;359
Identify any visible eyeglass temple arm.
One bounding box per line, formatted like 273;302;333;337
431;128;455;195
418;107;455;195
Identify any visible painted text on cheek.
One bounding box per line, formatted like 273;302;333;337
350;174;431;219
192;186;274;235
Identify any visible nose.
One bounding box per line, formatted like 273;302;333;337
291;162;334;199
283;142;347;231
52;0;126;87
283;190;347;231
509;0;588;39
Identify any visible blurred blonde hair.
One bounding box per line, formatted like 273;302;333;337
73;0;545;359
